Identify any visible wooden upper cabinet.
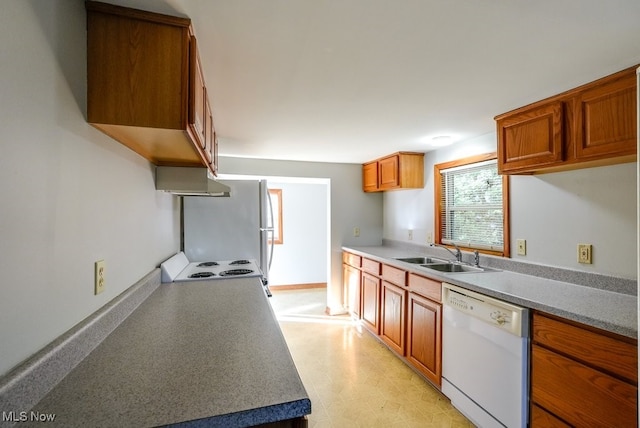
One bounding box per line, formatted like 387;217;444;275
496;65;637;174
86;1;217;175
574;71;637;161
378;155;400;188
362;152;424;192
362;161;378;192
190;36;207;150
497;101;564;174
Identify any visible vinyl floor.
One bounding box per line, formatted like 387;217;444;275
269;287;475;428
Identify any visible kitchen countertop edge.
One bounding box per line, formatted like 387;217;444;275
343;245;637;339
22;278;311;427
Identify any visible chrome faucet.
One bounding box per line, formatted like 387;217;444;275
430;243;462;263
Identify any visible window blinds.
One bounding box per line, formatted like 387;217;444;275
439;159;503;251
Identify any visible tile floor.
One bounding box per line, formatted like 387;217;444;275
269;288;474;428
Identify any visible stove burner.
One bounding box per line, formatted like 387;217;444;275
188;272;216;278
197;262;219;267
219;268;254;277
230;260;251;265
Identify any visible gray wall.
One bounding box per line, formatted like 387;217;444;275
0;1;180;377
218;156;384;312
384;133;638;279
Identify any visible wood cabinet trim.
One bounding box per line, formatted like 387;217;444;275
86;1;191;27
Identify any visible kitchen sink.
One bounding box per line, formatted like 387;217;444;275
394;256;448;264
420;263;486;273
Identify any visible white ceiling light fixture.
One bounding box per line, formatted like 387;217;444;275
428;135;454;147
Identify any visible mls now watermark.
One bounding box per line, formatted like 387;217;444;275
2;411;56;423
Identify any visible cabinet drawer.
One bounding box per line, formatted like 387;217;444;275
408;274;441;302
533;313;637;383
361;258;381;275
531;344;637;427
382;264;406;286
342;252;361;268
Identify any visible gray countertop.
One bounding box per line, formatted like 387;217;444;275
25;278;310;427
344;245;637;339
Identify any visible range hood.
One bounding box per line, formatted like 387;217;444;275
155;167;231;197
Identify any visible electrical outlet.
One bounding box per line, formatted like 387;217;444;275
353;227;360;237
426;232;433;244
408;229;413;240
516;239;526;256
578;244;592;264
95;260;105;295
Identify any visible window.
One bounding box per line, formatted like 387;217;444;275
268;189;283;245
434;153;510;257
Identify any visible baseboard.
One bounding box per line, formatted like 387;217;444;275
269;282;327;291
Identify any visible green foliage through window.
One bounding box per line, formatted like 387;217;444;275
438;158;505;252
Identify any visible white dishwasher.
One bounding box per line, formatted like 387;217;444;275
442;283;529;428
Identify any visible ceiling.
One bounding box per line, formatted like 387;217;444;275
102;0;640;164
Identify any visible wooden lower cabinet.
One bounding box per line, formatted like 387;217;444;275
341;253;443;389
361;272;381;334
380;281;406;355
343;263;361;318
531;312;638;427
406;291;442;386
530;404;570;428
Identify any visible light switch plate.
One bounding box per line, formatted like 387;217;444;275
516;239;526;256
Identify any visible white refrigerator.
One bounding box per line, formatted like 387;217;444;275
182;180;274;283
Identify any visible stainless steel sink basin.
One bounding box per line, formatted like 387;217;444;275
394;256;447;264
420;263;486;273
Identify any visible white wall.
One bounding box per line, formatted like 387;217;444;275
218;156;383;313
267;181;328;286
384;133;638;279
0;1;180;377
384;133;496;245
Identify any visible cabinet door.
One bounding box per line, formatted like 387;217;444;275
497;101;564;174
343;264;361;319
204;97;213;164
378;155;400;189
211;130;219;175
362;162;378;192
361;272;381;334
189;36;206;149
574;72;637;161
87;3;189;129
380;281;406;355
406;292;441;386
